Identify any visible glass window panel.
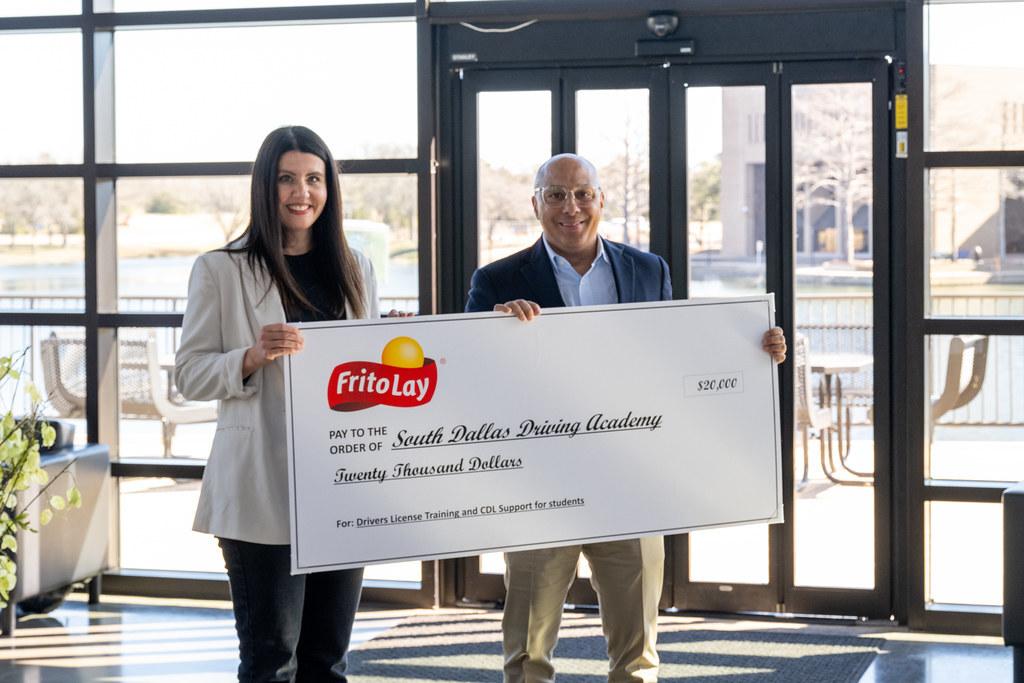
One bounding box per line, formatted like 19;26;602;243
479;551;505;575
0;32;82;163
119;476;423;583
791;82;875;590
116;0;396;8
927;168;1024;316
576;555;592;579
793;83;874;267
687;85;766;298
927;335;1024;482
0;179;85;311
116;174;416;313
794;479;874;589
114;23;416;162
363;562;422;584
689;524;769;584
116;327;216;460
117;177;249;312
926;502;1001;606
576;88;650;251
1;325;88;448
341;174;419;313
927;2;1024;151
477;91;551;267
119;477;225;572
0;1;79;16
118;331;419;580
682;86;770;586
479;553;592;583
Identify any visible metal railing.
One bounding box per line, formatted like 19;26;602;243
0;294;419;313
0;295;418;414
797;292;1024;426
2;292;1022;425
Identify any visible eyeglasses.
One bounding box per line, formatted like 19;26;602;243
535;185;601;207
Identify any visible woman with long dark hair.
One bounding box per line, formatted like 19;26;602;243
175;125;378;682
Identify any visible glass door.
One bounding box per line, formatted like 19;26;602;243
455;60;892;621
669;63;784;613
780;60;891;619
457;68;560;602
456;67;662;605
668;60;891;619
563;67;663;607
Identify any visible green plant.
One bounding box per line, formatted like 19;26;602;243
0;350;81;609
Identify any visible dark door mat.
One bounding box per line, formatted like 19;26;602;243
348;611;882;682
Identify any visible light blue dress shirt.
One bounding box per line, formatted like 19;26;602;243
541;235;618;307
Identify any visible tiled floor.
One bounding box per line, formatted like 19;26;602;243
0;595;1013;682
860;631;1013;683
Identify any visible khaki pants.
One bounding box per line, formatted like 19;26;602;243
502;536;664;683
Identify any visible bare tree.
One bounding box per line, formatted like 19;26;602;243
0;179;83;251
478;161;535;252
199;183;249;243
599;110;649;247
689;158;721;249
341;174;417;243
792;84;872;263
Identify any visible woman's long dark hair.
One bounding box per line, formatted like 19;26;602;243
230;125;366;319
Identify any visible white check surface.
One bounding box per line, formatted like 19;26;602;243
285;296;782;573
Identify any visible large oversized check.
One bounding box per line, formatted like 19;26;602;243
285;296;782;574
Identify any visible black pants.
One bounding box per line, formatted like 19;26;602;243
219;537;364;683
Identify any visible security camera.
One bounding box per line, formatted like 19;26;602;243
646;12;679;38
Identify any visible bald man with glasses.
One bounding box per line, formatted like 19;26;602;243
466;153;669;682
466;153;786;683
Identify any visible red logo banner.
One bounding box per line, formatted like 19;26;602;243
327;359;437;412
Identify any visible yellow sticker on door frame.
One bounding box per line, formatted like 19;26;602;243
894;93;908;130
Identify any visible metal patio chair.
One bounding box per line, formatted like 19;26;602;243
794;334;836;487
39;332;217;456
931;334;989;427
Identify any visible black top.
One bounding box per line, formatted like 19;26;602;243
284;251;346;323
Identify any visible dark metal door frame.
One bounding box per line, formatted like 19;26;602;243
454;68;562;315
778;58;892;619
453;67;563;604
455;65;672;605
668;62;786;614
454;59;894;622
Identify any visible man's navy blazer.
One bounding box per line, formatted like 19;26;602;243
465;237;673;312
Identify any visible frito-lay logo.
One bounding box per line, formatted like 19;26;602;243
327;336;437;412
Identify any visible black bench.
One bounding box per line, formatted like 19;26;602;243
1005;481;1024;682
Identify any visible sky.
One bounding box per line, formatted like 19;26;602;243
926;2;1024;68
0;20;417;164
477;91;550;176
2;2;1022;167
476;86;726;176
0;32;83;164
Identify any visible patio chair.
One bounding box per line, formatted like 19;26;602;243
39;332;217;456
931;334;989;427
794;334;836;487
841;383;874;477
39;333;86;421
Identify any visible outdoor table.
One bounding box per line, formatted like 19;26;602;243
810;352;874;481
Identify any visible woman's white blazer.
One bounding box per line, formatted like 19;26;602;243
175;245;379;545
